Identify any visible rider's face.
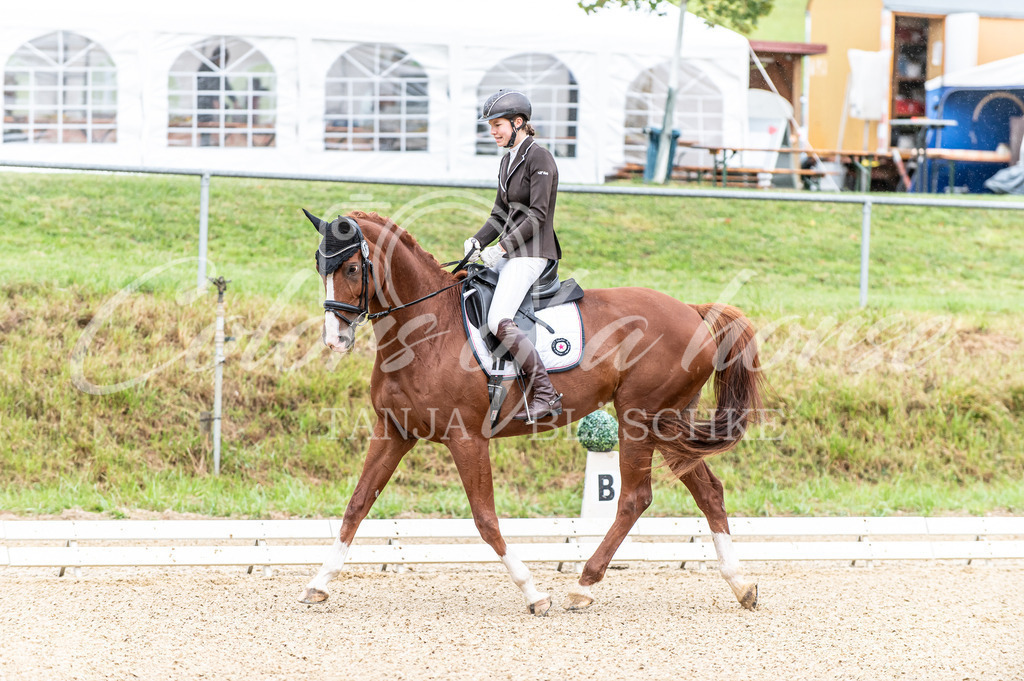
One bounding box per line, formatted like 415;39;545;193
488;117;520;147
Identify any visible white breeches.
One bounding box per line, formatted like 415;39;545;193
486;256;549;336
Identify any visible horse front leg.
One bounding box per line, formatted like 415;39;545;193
680;461;758;609
300;419;416;604
566;430;653;610
446;436;551;616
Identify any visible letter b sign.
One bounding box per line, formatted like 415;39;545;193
581;450;621;518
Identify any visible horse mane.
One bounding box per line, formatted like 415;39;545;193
348;210;448;276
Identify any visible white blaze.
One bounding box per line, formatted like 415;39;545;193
324;275;342;344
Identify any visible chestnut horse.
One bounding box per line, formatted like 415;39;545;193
300;210;764;615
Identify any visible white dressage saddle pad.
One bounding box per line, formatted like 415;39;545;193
462;298;584;378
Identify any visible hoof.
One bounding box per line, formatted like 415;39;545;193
527;596;552;617
737;583;758;610
299;588;329;604
563;591;595;611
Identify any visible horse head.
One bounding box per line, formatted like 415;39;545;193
304;208;369;353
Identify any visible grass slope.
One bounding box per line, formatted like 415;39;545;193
1;171;1022;518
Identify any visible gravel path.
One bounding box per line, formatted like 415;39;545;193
1;562;1021;681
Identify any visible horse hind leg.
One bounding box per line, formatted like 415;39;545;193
566;432;654;611
679;460;758;610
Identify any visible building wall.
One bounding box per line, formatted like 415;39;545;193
976;18;1024;65
806;0;883;150
807;1;1024;152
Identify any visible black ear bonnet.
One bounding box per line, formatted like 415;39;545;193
305;209;368;277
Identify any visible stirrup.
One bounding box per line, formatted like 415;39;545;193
515;393;564;425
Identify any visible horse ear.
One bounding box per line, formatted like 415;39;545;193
302;208;325;233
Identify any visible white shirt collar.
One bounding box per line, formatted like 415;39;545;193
507;136;527;164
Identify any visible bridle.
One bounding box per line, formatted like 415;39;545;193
321;219;476;330
322;243;375;328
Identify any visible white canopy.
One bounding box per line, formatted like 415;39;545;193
926;53;1024;90
0;0;751;184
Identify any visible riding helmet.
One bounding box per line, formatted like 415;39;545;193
478;90;532;123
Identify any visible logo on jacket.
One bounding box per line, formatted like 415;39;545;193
536;170;549;175
551;338;571;356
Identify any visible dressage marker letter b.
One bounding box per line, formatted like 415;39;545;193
580;451;621;518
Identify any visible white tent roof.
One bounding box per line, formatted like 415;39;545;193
6;0;748;56
1;0;751;184
926;53;1024;90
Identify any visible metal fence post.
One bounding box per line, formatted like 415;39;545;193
211;276;229;475
859;198;872;308
197;172;211;290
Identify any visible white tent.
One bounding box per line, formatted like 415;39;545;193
0;0;750;184
925;53;1024;90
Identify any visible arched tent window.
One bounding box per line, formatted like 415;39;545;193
167;36;276;148
324;43;429;152
2;31;117;144
624;61;724;165
476;53;578;158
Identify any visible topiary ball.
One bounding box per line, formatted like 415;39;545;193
577;410;619;452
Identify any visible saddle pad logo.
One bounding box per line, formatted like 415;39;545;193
551;338;571;356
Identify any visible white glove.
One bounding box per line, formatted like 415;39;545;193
481;244;505;268
463;237;480;259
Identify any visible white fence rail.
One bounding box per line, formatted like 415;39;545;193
3;517;1024;573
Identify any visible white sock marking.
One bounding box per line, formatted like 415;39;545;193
307;539;350;593
501;552;546;604
567;583;594;600
713;532;753;596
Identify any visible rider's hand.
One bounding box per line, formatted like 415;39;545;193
481;244;505;268
463;237;480;259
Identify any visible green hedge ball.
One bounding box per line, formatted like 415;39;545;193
577;410;619;452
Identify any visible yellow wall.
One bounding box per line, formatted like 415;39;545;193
977;17;1024;65
806;4;1024;152
806;0;884;150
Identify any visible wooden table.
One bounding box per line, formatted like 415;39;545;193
926;147;1012;192
889;118;959;192
690;145;900;189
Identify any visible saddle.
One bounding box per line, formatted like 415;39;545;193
460;261;585;435
462;261;584;360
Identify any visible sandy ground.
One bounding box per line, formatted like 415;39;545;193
1;561;1022;681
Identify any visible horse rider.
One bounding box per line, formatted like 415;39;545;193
464;89;563;423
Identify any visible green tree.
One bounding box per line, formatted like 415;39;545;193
578;0;774;35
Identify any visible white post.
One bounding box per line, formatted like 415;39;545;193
581;450;621;518
197;172;211;290
801;9;812;148
652;1;687;184
211;276;228;474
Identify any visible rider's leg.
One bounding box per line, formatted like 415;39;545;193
486;256;562;423
495;319;562;423
485;256;548;336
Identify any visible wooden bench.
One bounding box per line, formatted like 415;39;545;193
609;163;826;188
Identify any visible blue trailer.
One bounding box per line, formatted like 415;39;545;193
924;54;1024;193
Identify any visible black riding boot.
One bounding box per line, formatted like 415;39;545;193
496;319;563;423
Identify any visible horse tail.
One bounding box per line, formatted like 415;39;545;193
646;303;765;477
